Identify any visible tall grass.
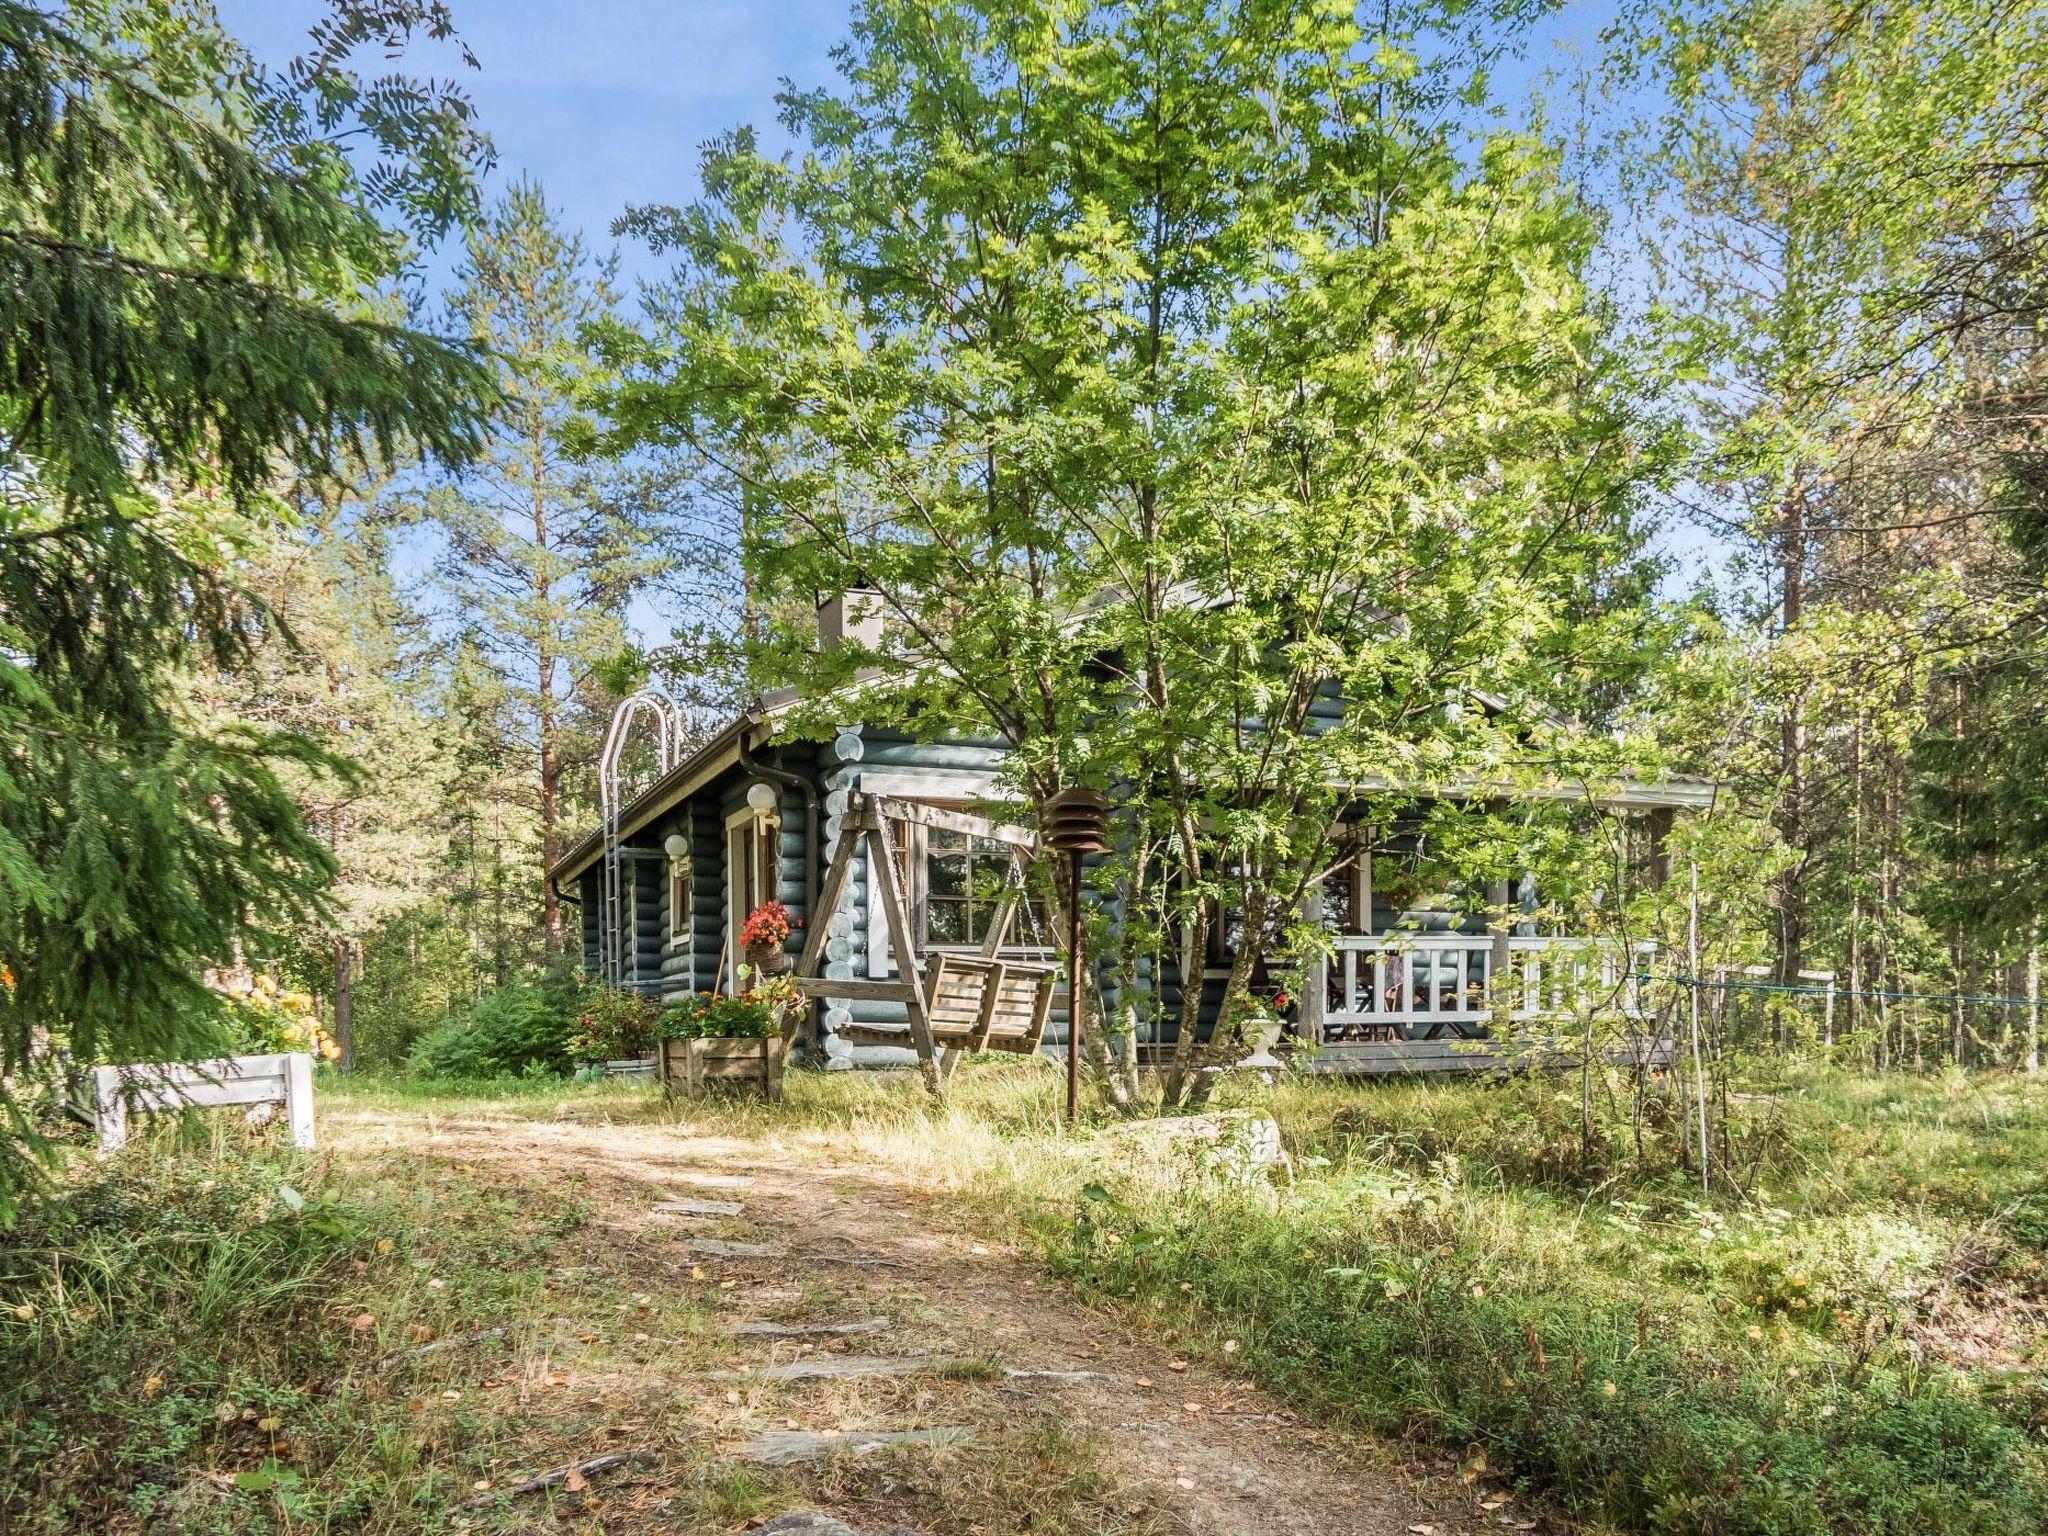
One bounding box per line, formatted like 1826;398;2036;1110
680;1061;2048;1536
12;1062;2039;1534
0;1105;586;1533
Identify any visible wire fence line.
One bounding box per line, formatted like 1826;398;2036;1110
1657;972;2044;1011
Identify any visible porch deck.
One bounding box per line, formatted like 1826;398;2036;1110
1148;932;1669;1077
1319;932;1655;1041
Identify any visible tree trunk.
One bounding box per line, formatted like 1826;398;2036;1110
1182;900;1267;1113
332;935;355;1073
1158;895;1210;1111
1775;482;1809;994
538;720;562;951
534;417;565;954
2028;936;2040;1074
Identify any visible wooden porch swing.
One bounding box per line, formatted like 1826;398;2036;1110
787;792;1058;1097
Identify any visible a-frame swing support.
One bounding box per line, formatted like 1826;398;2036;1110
788;792;1056;1099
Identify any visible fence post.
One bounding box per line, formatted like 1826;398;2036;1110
2029;940;2040;1074
93;1065;127;1152
284;1052;317;1149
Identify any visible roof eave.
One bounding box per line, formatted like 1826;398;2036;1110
1339;773;1721;811
549;710;765;892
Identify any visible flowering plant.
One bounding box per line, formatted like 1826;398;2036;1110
739;901;792;951
662;990;776;1041
217;971;341;1061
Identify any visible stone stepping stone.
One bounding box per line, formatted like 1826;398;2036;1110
755;1516;923;1536
682;1238;784;1259
739;1427;973;1466
669;1171;755;1190
653;1197;746;1217
725;1354;952;1382
1002;1367;1102;1382
729;1317;892;1339
753;1518;873;1536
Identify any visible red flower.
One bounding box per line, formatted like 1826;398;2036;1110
740;901;792;949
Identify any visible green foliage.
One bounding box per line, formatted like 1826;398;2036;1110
405;978;581;1079
606;0;1678;1107
1618;0;2048;1062
1040;1069;2048;1535
413;176;727;953
0;1;495;1219
569;984;661;1061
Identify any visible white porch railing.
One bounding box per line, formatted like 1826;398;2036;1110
1322;933;1655;1039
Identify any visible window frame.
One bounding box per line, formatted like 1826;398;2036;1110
724;805;776;994
668;851;692;947
914;824;1045;951
865;816;1049;969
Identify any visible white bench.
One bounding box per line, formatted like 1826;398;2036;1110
93;1051;315;1152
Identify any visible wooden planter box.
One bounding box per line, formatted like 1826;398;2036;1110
659;1036;784;1099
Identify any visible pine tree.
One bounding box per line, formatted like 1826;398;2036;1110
0;1;494;1215
205;469;460;1070
422;178;688;951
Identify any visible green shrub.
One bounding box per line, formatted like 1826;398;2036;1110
568;984;661;1062
406;981;579;1079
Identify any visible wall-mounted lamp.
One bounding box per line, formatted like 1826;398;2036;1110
745;781;779;815
662;833;688;860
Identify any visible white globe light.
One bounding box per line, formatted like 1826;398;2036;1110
745;781;779;813
662;833;688;859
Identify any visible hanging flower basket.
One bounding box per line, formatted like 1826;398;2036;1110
740;900;795;975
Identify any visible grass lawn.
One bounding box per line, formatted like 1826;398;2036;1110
1022;1069;2048;1535
1;1062;2043;1534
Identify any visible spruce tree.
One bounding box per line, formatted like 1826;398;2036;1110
0;1;494;1214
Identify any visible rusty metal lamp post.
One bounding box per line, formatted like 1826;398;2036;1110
1043;787;1111;1124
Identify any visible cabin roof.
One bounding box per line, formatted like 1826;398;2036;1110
550;688;1722;893
548;689;800;889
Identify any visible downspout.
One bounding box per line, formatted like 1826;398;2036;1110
737;734;821;1052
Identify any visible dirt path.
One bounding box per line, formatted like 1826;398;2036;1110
358;1103;1464;1536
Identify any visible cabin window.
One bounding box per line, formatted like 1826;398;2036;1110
887;822;1045;951
865;806;1047;978
918;827;1027;946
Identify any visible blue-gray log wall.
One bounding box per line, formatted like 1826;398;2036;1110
573;676;1548;1051
817;727;1090;1050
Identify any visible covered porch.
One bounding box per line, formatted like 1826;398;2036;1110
1262;774;1712;1074
1316;931;1656;1042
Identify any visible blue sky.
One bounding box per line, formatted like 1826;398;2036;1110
219;1;1630;283
217;1;851;283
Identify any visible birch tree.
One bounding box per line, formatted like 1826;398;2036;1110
609;0;1669;1105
